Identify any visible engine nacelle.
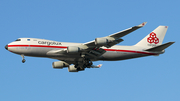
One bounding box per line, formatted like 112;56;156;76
95;37;115;46
68;65;78;72
68;65;85;72
95;38;108;46
67;46;80;53
52;61;69;69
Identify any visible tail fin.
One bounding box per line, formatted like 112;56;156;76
135;26;168;49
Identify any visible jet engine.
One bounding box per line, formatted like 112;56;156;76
67;46;80;53
68;65;85;72
95;37;115;46
95;38;107;46
68;65;78;72
52;61;69;69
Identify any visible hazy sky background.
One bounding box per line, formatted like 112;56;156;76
1;0;179;101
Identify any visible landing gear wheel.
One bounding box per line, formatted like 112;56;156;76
75;64;78;68
84;58;93;68
21;55;26;63
22;59;26;63
75;58;93;69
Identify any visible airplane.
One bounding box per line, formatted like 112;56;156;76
5;22;175;72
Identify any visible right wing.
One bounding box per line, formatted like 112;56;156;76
47;22;147;59
109;22;147;38
84;22;147;48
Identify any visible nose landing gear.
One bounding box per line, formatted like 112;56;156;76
21;55;26;63
22;59;26;63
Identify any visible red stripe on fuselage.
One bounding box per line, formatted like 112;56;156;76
104;49;156;55
8;45;29;47
8;45;67;48
30;45;67;48
8;45;157;55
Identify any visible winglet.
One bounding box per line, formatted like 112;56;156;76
91;64;103;68
97;64;102;68
137;22;147;27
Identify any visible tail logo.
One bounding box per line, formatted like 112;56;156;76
147;32;159;44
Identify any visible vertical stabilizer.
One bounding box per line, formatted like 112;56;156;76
135;26;168;49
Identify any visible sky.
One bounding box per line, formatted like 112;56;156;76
0;0;180;101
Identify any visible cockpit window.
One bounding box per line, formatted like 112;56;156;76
15;39;21;41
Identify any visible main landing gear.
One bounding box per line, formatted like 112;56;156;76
21;54;26;63
75;58;93;69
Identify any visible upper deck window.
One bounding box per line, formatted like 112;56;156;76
15;39;21;41
27;39;30;41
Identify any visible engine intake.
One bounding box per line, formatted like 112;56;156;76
52;61;69;69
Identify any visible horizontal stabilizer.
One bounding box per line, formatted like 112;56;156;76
145;42;175;51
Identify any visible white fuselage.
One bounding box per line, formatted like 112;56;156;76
5;23;173;72
7;38;158;62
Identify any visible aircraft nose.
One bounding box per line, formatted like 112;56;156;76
5;45;8;50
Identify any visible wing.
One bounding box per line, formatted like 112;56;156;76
84;22;147;48
109;22;147;38
47;22;147;59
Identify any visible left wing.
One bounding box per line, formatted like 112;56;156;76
91;64;102;68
